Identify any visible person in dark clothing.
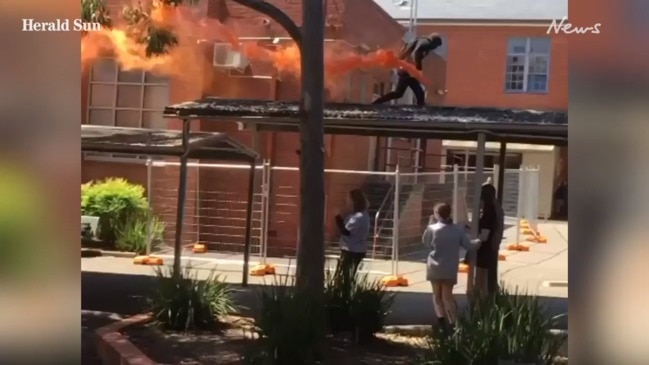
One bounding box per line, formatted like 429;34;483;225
335;189;371;278
554;180;568;219
372;33;443;106
474;183;504;296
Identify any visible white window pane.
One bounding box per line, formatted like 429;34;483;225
115;110;141;128
506;56;526;73
145;72;168;84
529;74;548;92
505;73;524;91
116;85;143;108
118;68;143;83
507;55;524;65
142;111;166;129
89;84;115;107
91;58;116;82
88;109;114;126
506;81;524;91
530;38;551;54
507;38;527;54
143;86;170;109
529;56;549;73
505;73;523;82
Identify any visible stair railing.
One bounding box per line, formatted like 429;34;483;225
372;183;395;259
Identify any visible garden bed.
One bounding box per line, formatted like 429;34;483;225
120;316;427;365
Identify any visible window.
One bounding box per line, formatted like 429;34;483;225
86;57;170;160
87;57;170;130
505;37;551;93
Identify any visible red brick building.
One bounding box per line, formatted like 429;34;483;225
82;1;571;255
81;0;411;254
374;0;569;218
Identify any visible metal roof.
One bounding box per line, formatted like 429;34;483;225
373;0;568;21
81;125;258;161
163;98;567;145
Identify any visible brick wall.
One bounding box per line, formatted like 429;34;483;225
416;24;568;110
82;0;419;256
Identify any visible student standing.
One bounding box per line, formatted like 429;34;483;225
475;183;504;296
422;203;481;331
335;189;371;277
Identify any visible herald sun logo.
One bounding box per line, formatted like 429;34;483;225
547;16;602;35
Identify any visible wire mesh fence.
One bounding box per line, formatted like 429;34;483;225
148;160;265;260
268;166;395;262
82;155;541;280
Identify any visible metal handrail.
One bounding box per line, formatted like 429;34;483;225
372;183;395;259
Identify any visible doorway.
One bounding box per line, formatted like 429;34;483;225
445;150;523;169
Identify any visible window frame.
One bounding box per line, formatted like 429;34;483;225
504;37;551;94
85;57;170;161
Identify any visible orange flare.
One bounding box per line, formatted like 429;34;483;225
81;3;428;96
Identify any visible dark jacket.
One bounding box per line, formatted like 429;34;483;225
399;36;442;70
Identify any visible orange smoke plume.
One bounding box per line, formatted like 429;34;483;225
239;42;426;91
81;3;426;93
81;2;239;84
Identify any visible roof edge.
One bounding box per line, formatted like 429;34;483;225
398;19;562;27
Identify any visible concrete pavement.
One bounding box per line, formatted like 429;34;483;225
81;221;568;328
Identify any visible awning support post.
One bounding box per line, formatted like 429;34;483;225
173;119;191;279
242;158;256;287
467;132;486;297
497;142;507;203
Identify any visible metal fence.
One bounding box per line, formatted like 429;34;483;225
147;160;265;262
83;156;540;279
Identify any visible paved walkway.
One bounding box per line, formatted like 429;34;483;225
81;221;568;328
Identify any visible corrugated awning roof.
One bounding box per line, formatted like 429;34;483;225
81;125;258;161
163;98;567;145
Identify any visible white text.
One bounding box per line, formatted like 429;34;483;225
547;17;601;35
22;19;103;32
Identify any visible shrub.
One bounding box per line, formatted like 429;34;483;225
249;274;323;365
114;211;165;254
417;285;566;365
418;302;502;365
324;264;395;343
149;265;236;331
81;178;149;243
493;286;566;365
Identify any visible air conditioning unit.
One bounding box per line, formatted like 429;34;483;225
213;43;249;70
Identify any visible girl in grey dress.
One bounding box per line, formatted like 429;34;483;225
422;203;480;330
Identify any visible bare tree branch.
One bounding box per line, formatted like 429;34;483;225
229;0;303;47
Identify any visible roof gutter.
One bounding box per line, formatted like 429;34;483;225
396;19;561;27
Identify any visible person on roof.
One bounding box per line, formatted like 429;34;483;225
372;33;442;106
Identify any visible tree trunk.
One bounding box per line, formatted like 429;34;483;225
296;0;326;324
228;0;326;342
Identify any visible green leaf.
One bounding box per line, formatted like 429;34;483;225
81;0;112;30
